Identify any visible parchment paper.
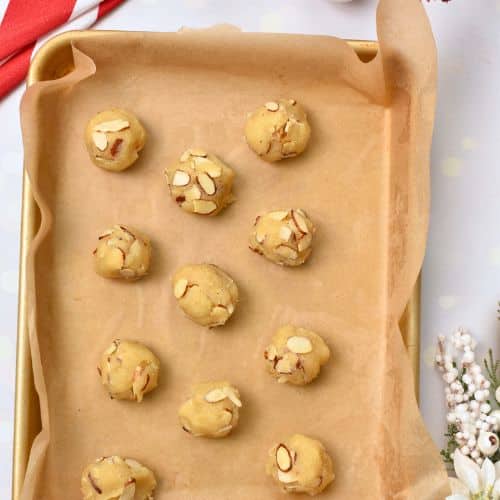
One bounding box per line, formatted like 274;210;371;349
19;0;450;498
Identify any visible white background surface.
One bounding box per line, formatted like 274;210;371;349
1;0;499;497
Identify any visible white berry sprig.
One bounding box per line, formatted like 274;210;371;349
435;328;499;466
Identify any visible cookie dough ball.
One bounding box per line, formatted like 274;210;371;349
264;325;330;385
266;434;334;496
178;381;242;438
85;109;146;172
245;99;311;162
81;456;156;500
164;149;235;216
172;264;238;327
94;225;151;280
98;340;160;402
249;209;315;266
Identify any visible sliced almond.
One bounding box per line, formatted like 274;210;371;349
204;388;227;403
223;386;242;407
127;239;143;258
118;225;136;241
276;444;293;472
119;479;136;500
101;246;125;270
275;245;298;260
265;344;277;361
277;470;298;484
288;218;300;235
120;268;136;280
255;231;266;244
217;425;233;435
104;340;120;356
174;279;188;299
180;150;191;162
197;173;216;195
185;185;202;201
227;303;235;315
132;363;153;402
211;305;230;322
288;99;296;105
193;200;217;215
124;459;142;470
92;131;108;151
275;358;292;374
286;336;313;354
193;156;211;165
265;101;279;112
98;229;113;240
94;119;130;133
106;237;121;247
291;210;309;234
195;158;224;177
222;409;234;426
297;233;312;252
282;141;297;155
189;148;207;157
203;163;222;178
172;170;191;186
87;473;102;494
279;225;293;241
269;210;289;221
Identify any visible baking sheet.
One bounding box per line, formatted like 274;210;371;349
19;0;449;498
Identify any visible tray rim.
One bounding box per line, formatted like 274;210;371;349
12;30;420;500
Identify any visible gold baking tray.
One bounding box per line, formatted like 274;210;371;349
12;31;421;500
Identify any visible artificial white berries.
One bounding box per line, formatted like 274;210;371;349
435;328;499;466
477;431;499;457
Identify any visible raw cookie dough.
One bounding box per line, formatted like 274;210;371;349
172;264;238;327
245;99;311;162
85;109;146;171
264;325;330;385
266;434;335;496
164;149;235;216
98;340;160;402
249;209;315;266
81;456;156;500
94;225;151;280
178;381;242;438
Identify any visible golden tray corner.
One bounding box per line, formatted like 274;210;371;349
12;31;421;500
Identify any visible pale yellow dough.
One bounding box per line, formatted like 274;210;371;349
245;99;311;162
178;381;242;438
172;264;238;327
264;325;330;385
249;209;315;266
266;434;335;496
94;225;151;281
81;456;156;500
98;340;160;402
85;109;146;172
164;149;235;216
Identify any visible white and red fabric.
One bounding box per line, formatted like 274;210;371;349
0;0;124;99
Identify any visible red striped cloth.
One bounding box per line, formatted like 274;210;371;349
0;0;124;99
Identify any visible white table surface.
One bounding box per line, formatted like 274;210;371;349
1;0;499;497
